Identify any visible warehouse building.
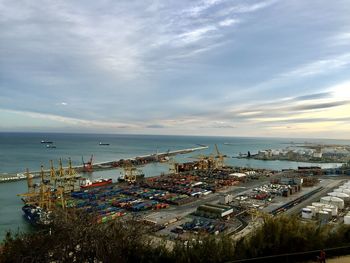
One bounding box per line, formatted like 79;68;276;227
196;203;234;218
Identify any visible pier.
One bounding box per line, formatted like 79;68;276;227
0;146;208;183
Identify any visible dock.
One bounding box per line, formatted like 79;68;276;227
0;146;208;183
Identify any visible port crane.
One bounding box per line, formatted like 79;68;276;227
50;160;57;188
168;158;179;174
213;144;225;169
25;168;36;194
65;158;80;192
121;162;143;183
18;166;53;210
82;155;94;172
48;158;81;192
190;154;216;170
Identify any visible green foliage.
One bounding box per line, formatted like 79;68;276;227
234;215;350;262
171;235;235;263
0;210;172;263
2;213;350;263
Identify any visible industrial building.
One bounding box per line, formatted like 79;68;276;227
196;203;234;218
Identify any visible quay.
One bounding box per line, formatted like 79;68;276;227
0;145;208;183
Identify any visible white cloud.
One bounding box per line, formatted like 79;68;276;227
282;53;350;78
177;26;217;44
0;109;138;129
219;18;239;27
218;0;277;16
183;0;223;17
331;32;350;46
329;81;350;99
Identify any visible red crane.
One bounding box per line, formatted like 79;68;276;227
82;155;93;172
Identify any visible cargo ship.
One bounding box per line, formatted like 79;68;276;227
99;142;110;146
22;204;51;226
81;178;113;189
41;140;53;144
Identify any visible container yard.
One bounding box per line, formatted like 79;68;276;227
16;149;248;228
68;185;172;222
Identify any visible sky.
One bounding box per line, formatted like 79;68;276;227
1;0;350;139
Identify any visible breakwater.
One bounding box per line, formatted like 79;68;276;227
0;146;208;183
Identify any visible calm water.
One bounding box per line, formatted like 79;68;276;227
0;132;348;241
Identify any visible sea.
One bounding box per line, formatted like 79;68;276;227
0;132;348;241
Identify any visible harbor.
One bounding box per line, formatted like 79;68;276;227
1;134;350;242
12;140;350;242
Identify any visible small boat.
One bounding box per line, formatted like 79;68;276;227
41;140;53;144
99;142;110;146
46;144;56;148
81;178;113;189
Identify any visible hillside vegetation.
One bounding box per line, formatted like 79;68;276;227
2;211;350;263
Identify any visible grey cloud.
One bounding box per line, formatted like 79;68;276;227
290;101;349;111
262;117;350;124
199;124;236;129
146;124;167;129
292;92;332;101
1;0;350;137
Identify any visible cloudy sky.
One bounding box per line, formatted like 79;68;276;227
1;0;350;138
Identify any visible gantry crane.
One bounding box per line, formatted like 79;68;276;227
121;163;143;183
17;168;39;203
18;158;80;214
190;154;215;170
38;165;53;210
64;158;79;192
54;158;80;192
18;165;52;209
213;144;225;169
50;160;57;188
56;158;65;191
25;168;35;194
168;158;179;174
55;186;66;209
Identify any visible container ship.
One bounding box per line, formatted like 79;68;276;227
81;178;113;189
22;204;51;226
